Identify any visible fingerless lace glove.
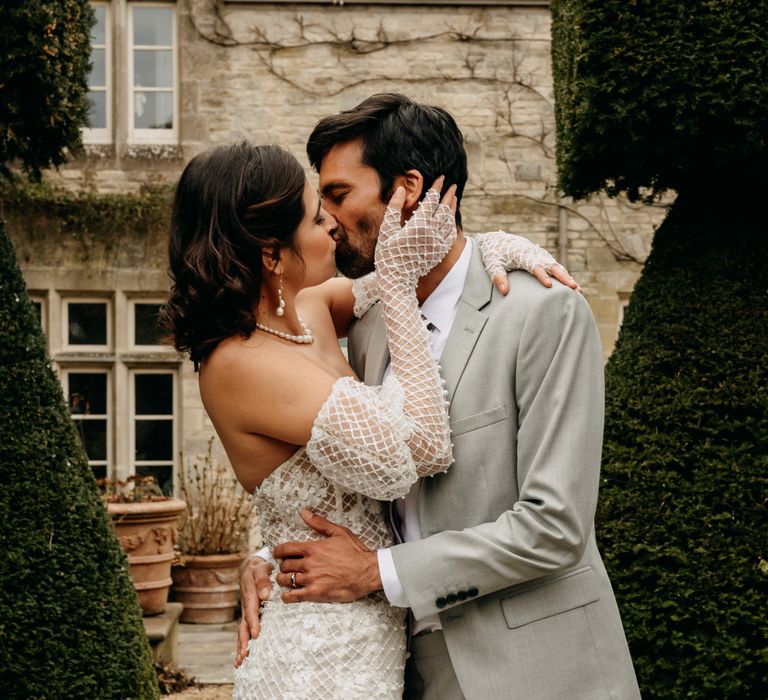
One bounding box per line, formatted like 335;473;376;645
307;187;456;500
474;230;558;280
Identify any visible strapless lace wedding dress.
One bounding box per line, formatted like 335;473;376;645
233;447;407;700
234;190;462;698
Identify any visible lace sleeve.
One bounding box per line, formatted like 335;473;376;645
351;273;379;318
374;185;455;474
306;375;418;501
305;186;456;500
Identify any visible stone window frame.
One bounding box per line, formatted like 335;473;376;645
127;0;180;145
83;1;113;144
42;288;182;490
128;297;166;350
29;292;48;337
61;365;114;479
128;366;178;495
61;295;113;352
83;0;180;148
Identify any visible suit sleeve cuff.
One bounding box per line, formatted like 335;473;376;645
377;548;410;608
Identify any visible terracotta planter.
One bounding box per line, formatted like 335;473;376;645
108;499;187;616
172;553;245;623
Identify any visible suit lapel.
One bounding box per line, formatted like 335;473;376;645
441;243;493;408
359;243;493;396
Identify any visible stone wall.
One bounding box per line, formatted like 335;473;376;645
46;1;670;352
21;1;671;480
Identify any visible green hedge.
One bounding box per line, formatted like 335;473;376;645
0;1;94;180
0;222;159;698
551;0;768;200
598;191;768;697
0;177;172;241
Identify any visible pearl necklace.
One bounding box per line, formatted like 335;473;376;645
255;317;314;344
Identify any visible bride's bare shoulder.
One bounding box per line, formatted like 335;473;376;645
199;333;340;445
200;334;284;387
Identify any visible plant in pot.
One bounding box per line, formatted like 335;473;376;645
172;440;253;624
101;475;186;616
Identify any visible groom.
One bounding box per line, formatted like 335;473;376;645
241;94;640;699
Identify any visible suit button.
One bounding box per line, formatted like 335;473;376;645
467;587;479;598
436;597;447;608
446;593;458;604
456;590;468;601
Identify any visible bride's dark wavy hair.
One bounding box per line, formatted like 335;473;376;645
160;142;306;365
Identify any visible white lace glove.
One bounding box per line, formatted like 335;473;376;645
352;231;569;317
475;230;563;279
374;185;455;473
307;186;455;500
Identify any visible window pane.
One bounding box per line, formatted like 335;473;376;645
92;465;107;480
136;466;173;497
89;47;106;87
134;303;163;345
135;420;173;460
133;8;173;46
68;302;107;345
74;418;107;461
134;50;172;88
134;91;173;130
91;6;106;44
69;372;107;414
135;374;173;415
87;91;107;129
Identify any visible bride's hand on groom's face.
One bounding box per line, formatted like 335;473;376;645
235;556;274;668
273;509;382;604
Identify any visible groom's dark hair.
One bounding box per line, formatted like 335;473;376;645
307;93;468;226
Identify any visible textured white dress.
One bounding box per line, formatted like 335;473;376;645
233;444;407;699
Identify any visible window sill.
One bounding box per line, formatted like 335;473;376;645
122;144;183;161
121;352;184;366
55;352;116;363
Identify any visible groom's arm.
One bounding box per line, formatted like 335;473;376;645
273;286;603;616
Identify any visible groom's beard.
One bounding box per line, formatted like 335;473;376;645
334;214;380;279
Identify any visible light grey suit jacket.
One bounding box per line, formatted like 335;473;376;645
348;244;640;699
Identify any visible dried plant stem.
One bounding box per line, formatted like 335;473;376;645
177;438;252;555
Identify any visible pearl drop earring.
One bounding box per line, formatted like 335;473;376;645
276;272;286;317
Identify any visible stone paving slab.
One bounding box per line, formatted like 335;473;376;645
176;685;233;699
178;621;238;685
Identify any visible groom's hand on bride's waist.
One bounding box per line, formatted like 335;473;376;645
274;509;382;604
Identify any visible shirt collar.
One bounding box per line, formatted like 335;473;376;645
420;237;473;334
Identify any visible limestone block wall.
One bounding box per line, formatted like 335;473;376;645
23;1;671;479
47;1;669;353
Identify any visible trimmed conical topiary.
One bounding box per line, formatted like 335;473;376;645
0;221;159;698
551;0;768;201
552;1;768;696
598;192;768;698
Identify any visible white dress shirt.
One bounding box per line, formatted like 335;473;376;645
377;237;473;634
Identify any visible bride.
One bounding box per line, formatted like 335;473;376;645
161;141;571;698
